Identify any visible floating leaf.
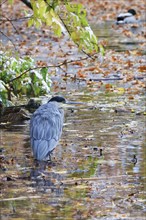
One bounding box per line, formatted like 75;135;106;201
138;66;146;72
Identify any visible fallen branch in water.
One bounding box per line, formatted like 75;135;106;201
0;195;41;202
0;99;40;124
89;76;144;82
60;174;132;185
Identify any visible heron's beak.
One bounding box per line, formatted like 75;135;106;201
65;101;83;105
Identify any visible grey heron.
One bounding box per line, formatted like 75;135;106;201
30;96;66;161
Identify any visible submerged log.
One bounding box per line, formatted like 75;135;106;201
0;99;40;124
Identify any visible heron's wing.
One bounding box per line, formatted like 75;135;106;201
31;139;49;160
30;103;64;160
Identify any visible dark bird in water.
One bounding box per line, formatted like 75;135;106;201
116;9;137;24
131;155;137;166
30;96;66;161
99;149;103;157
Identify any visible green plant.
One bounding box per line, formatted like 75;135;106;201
27;0;102;54
0;51;52;102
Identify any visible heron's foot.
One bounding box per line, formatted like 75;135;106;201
48;154;52;161
47;151;54;161
33;159;48;170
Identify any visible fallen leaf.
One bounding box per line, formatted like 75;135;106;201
77;70;86;78
138;66;146;72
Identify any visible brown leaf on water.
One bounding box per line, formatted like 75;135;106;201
111;56;117;62
105;84;113;90
125;51;131;56
128;96;134;100
36;60;47;66
138;66;146;72
72;61;84;67
125;60;133;68
103;71;110;76
132;80;140;85
125;75;133;82
99;40;108;47
85;66;97;71
52;81;59;90
77;70;86;78
132;80;145;89
122;30;132;38
127;87;139;95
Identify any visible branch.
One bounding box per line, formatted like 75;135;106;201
20;0;32;9
58;14;96;60
0;0;7;7
7;56;90;83
20;0;97;60
0;16;32;22
48;1;96;60
1;14;19;34
8;66;46;83
61;175;129;185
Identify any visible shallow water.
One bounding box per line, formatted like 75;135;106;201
92;21;146;53
1;20;146;220
1;90;146;220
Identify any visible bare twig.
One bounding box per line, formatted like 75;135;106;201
61;175;129;185
1;196;41;202
20;0;32;9
0;16;32;22
88;76;144;82
0;0;7;7
8;66;47;83
1;14;20;34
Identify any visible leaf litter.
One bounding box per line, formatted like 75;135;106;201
1;0;146;219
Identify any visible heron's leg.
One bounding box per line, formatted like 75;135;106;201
47;151;54;162
48;153;52;161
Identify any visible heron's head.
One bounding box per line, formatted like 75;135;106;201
48;96;66;104
128;9;136;15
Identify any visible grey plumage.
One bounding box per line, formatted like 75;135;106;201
30;96;65;161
